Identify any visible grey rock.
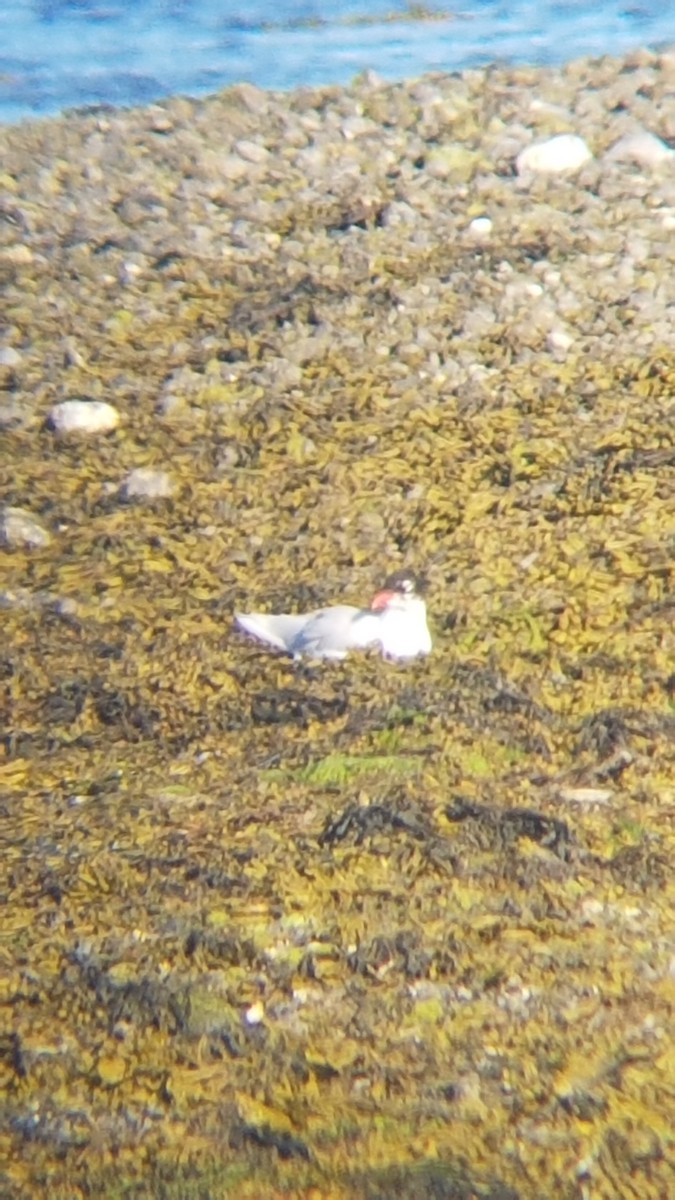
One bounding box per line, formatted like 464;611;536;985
121;467;175;499
0;506;51;550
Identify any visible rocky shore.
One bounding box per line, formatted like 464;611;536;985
2;49;674;1199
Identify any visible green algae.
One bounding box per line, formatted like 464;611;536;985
263;752;423;786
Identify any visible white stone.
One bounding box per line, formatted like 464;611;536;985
547;328;575;353
516;134;592;175
605;129;675;168
244;1002;265;1026
49;399;120;436
0;346;22;367
120;260;144;284
216;153;250;181
467;216;493;238
233;138;269;164
559;787;613;806
341;115;377;140
0;506;51;549
121;467;174;499
53;596;80;618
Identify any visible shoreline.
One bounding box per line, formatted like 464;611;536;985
1;0;674;128
3;45;675;366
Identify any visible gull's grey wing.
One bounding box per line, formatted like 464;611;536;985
235;605;383;659
289;605;381;658
234;611;310;652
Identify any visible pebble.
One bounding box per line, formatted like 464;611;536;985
381;200;419;227
341;115;378;140
213;153;251;182
0;53;673;466
547;328;575;354
0;400;30;429
61;338;87;368
467;216;493;239
0;586;46;610
0;346;22;367
121;467;175;500
244;1002;265;1026
233;138;270;164
605;129;675;168
0;506;51;550
119;259;145;285
1;244;34;265
516;133;593;175
48;400;121;437
559;787;613;806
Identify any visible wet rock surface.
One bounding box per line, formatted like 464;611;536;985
2;50;674;1199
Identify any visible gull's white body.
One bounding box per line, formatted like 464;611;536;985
235;577;431;661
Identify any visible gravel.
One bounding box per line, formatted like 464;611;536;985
0;50;674;422
1;47;674;564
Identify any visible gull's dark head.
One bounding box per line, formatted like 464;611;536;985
370;570;426;610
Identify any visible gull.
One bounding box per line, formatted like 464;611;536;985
235;570;431;660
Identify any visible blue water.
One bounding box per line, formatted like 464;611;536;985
1;1;673;124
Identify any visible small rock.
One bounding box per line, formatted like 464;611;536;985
244;1001;265;1026
467;215;493;238
341;115;377;140
251;358;303;389
49;399;120;436
559;787;613;806
145;106;175;133
233;82;269;116
0;400;30;429
1;244;33;265
52;596;81;618
283;335;330;366
516;134;592;175
605;130;675;169
215;153;251;181
0;346;22;367
121;467;174;499
0;506;51;550
61;338;86;368
547;328;575;353
0;586;38;610
233;138;270;164
215;444;241;470
380;200;419;227
119;260;145;285
156;390;186;418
